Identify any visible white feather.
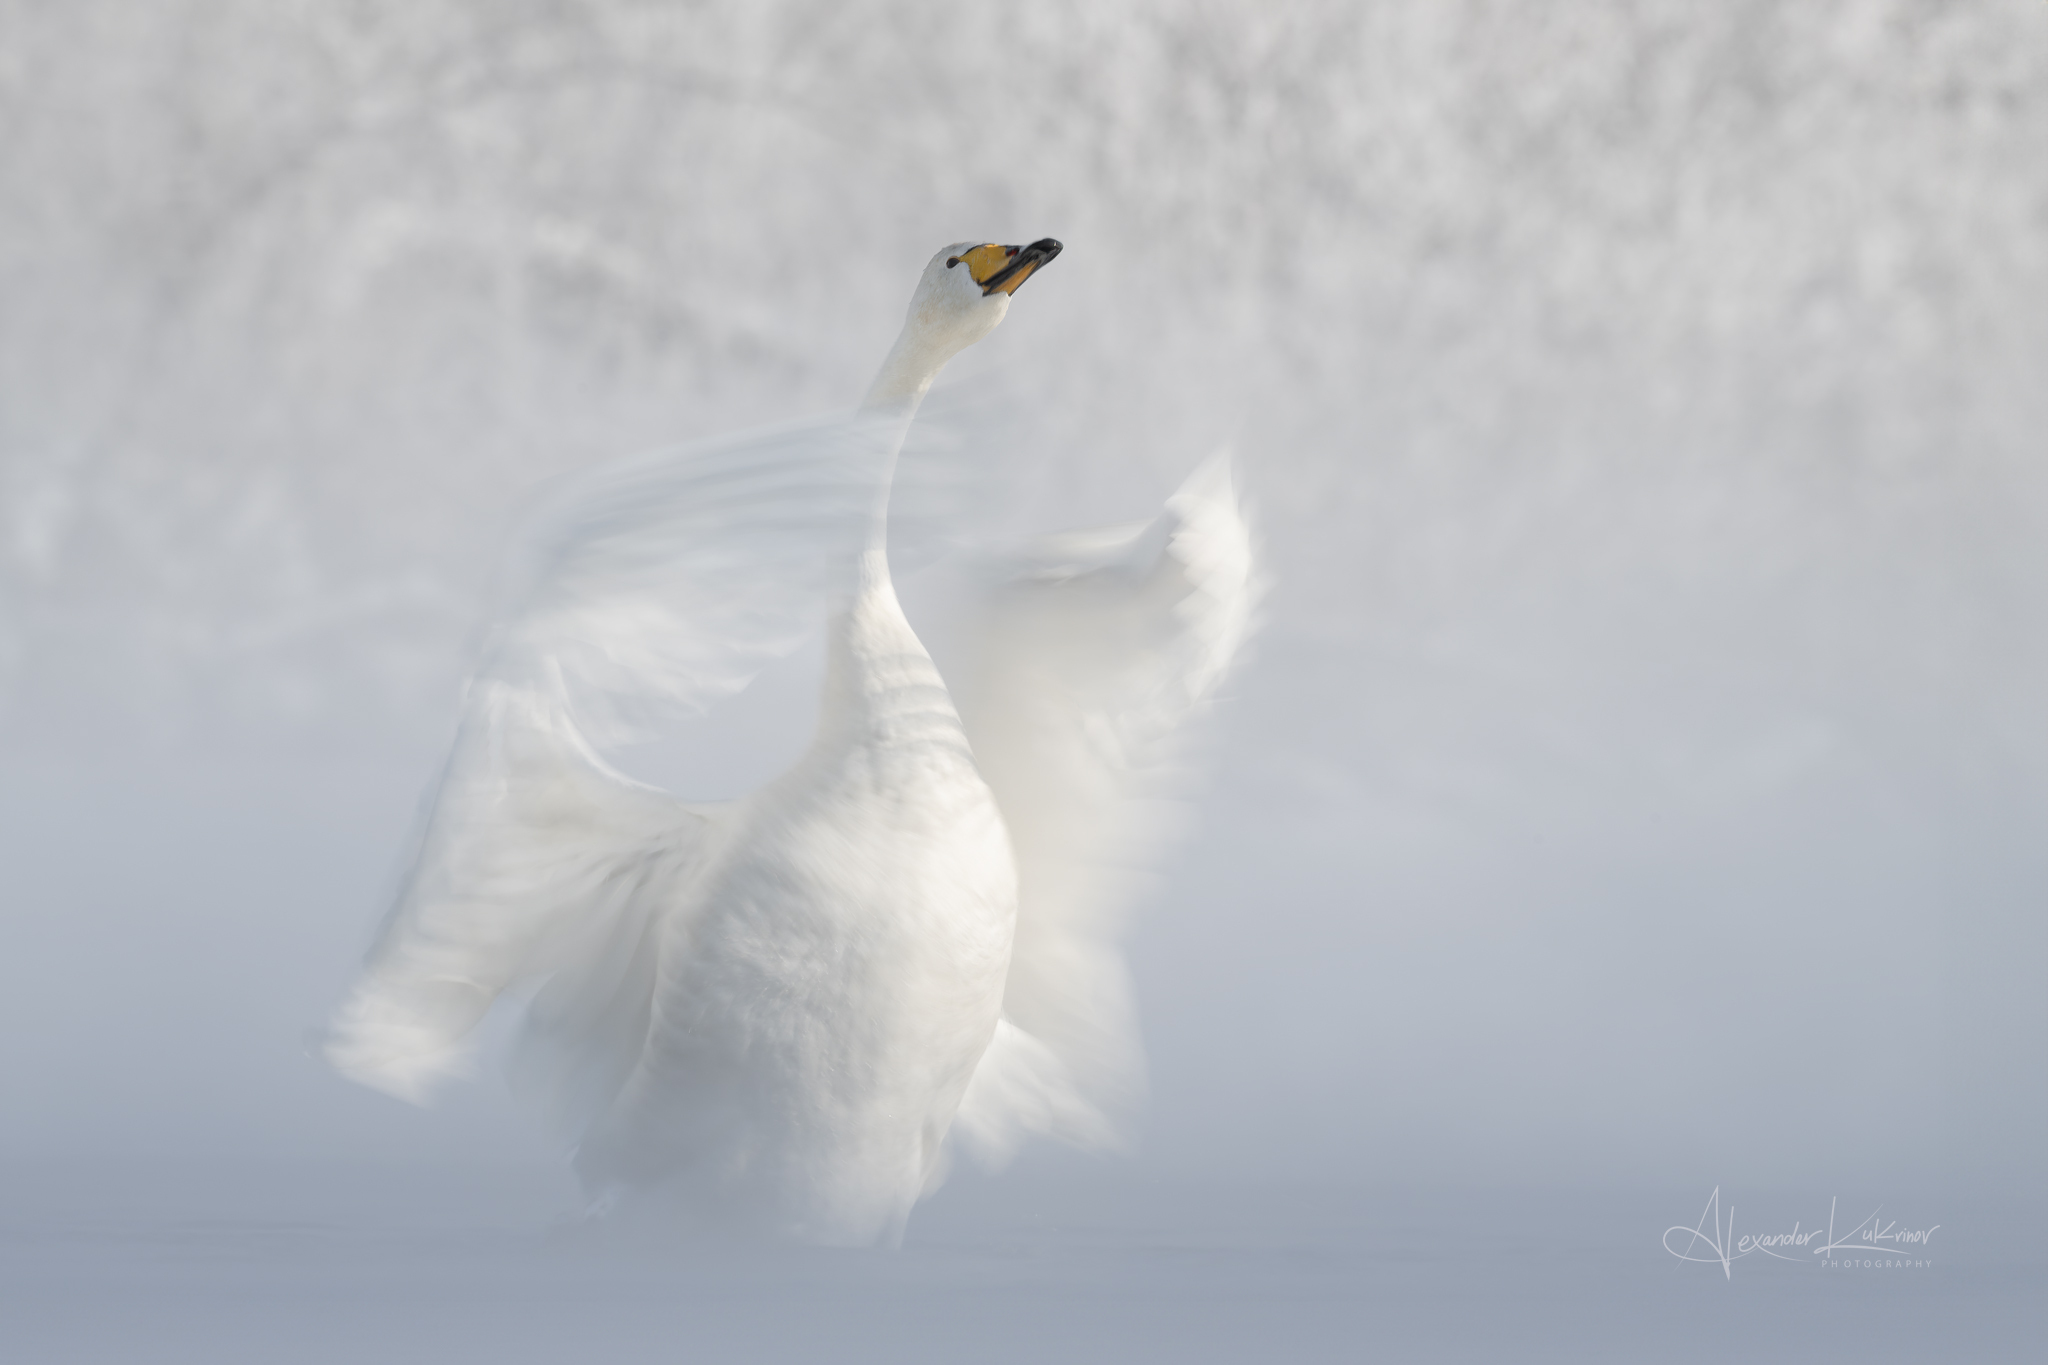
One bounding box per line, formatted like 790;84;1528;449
950;454;1262;1161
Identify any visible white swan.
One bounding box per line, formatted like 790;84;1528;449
326;239;1258;1245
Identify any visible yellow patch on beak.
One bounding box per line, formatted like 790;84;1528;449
950;244;1016;288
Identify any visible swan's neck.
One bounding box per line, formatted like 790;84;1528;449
854;315;964;555
809;316;963;735
859;292;1001;415
843;283;1005;589
808;546;964;759
860;329;945;416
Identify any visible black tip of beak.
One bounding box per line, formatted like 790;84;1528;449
1026;238;1062;262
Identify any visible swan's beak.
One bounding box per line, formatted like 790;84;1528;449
949;238;1063;296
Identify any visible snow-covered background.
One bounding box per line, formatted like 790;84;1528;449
3;1;2044;1357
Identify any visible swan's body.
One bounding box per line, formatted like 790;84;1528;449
327;240;1257;1245
575;551;1015;1241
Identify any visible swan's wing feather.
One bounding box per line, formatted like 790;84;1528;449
504;413;898;742
950;456;1260;1163
328;415;899;1106
326;680;702;1105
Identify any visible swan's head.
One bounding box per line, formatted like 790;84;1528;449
867;238;1062;408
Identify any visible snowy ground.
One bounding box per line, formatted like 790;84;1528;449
6;1165;2036;1364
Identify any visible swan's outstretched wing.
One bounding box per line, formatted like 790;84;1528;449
326;416;900;1108
501;414;900;744
325;678;704;1108
950;456;1260;1164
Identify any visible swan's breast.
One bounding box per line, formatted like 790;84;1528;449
633;570;1017;1140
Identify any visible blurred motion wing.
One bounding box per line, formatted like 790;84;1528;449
950;455;1260;1164
500;414;899;743
326;415;900;1107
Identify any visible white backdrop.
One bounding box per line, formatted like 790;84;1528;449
2;0;2044;1210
